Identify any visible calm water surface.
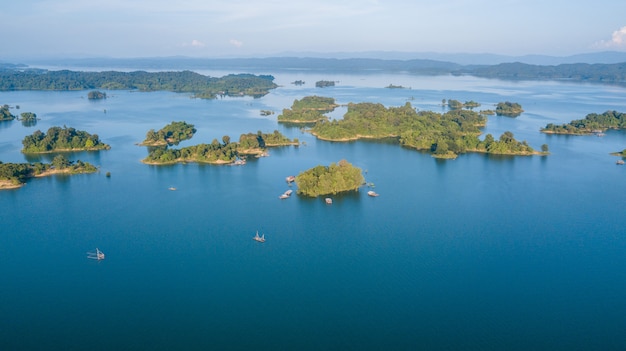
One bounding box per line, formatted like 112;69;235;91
1;72;626;350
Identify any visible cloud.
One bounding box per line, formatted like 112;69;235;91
191;39;205;47
229;39;243;48
181;39;205;48
594;26;626;49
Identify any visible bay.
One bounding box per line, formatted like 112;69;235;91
1;72;626;350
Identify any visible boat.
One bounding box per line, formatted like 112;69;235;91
87;248;105;260
325;198;332;204
279;189;293;199
253;231;266;243
233;158;246;165
617;160;625;165
286;175;295;183
168;187;177;191
367;190;379;197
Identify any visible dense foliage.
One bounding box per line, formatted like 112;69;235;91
22;126;110;153
142;121;197;146
277;96;338;123
541;110;626;134
496;102;524;117
1;104;15;121
19;112;37;121
308;101;538;158
87;90;106;99
238;130;298;150
0;70;277;98
0;156;97;186
295;160;365;197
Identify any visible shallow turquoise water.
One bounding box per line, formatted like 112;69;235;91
1;73;626;350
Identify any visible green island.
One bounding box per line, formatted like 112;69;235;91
541;110;626;135
446;99;480;110
277;96;338;124
307;100;544;158
141;121;197;146
22;126;110;153
496;101;524;117
0;155;98;190
87;90;107;99
385;84;409;89
295;159;365;197
142;130;297;165
0;70;277;99
315;80;335;88
1;104;16;121
610;149;626;157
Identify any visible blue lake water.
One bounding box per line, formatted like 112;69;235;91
1;72;626;350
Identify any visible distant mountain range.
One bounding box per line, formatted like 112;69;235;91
3;51;626;85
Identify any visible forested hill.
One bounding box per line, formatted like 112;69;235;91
463;62;626;84
0;70;277;98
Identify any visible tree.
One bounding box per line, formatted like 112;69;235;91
222;135;231;145
541;144;549;153
52;155;71;169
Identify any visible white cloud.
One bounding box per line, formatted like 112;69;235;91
594;26;626;49
191;39;205;47
229;39;243;48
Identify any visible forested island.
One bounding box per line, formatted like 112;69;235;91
295;160;365;197
87;90;106;99
0;70;278;99
315;80;335;88
22;126;110;153
142;130;297;165
141;121;197;146
307;100;543;158
541;110;626;134
1;104;15;121
0;155;97;190
446;99;481;110
277;96;338;123
496;102;524;117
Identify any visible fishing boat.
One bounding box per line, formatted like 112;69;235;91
325;198;333;204
367;190;379;197
617;160;625;165
286;175;295;183
87;248;105;260
253;231;266;243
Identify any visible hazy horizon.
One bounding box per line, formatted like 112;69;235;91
2;0;626;60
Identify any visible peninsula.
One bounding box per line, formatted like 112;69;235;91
22;126;110;153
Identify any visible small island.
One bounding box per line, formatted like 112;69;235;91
1;104;16;121
142;130;297;165
22;126;110;153
87;90;107;100
541;110;626;135
446;99;481;110
295;159;365;197
385;84;409;89
140;121;197;146
495;101;524;117
277;96;338;124
291;80;305;86
315;80;335;88
0;155;98;190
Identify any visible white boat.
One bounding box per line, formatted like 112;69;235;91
367;190;379;197
253;231;266;243
87;248;105;260
325;198;333;204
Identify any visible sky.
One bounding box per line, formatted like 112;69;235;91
2;0;626;59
